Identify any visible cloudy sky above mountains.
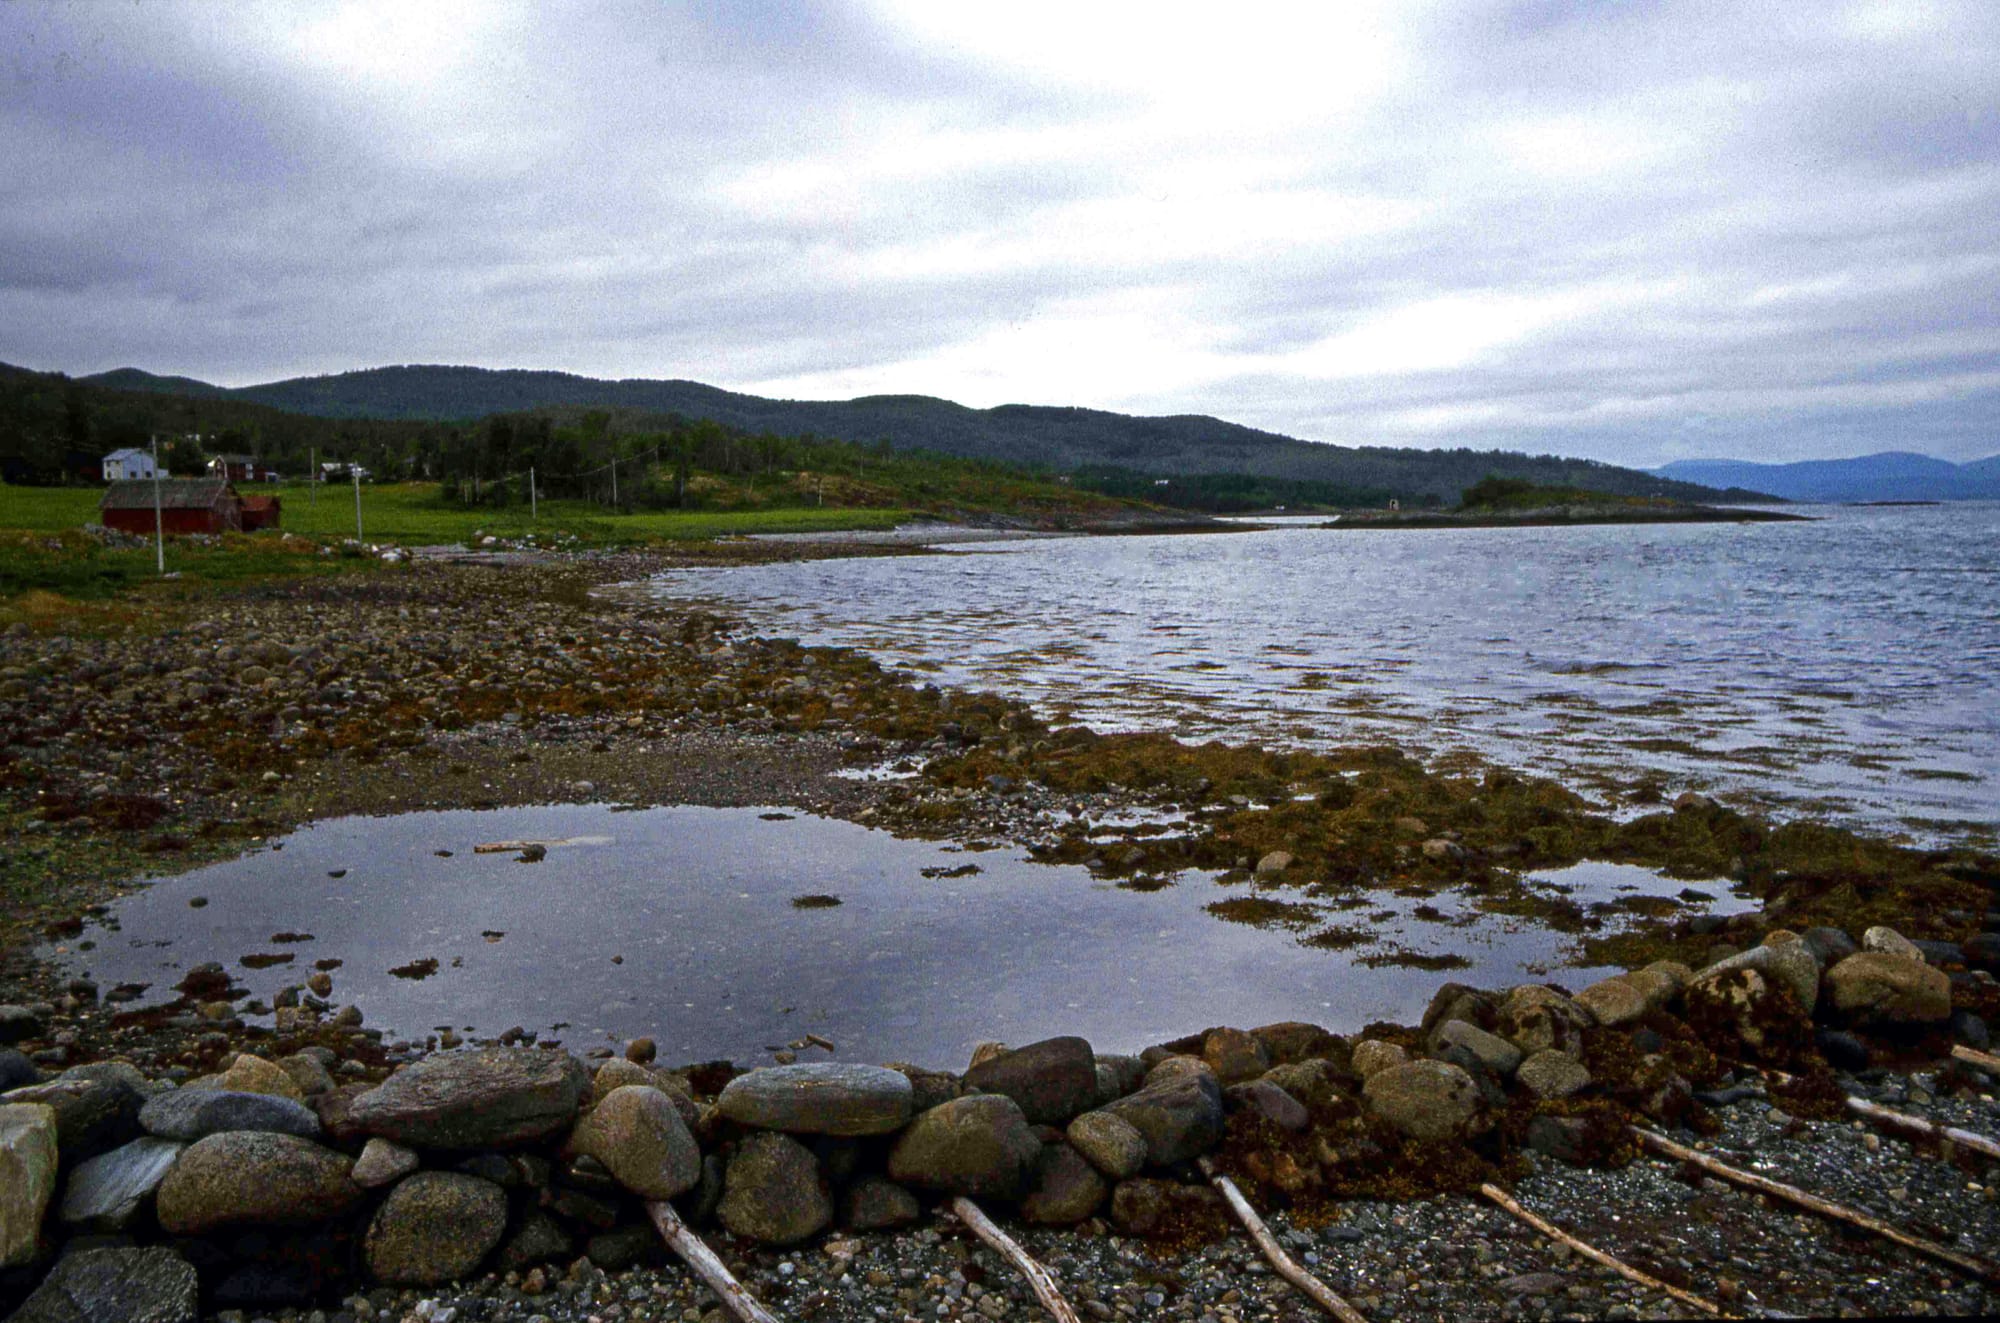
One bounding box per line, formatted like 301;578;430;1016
2;1;1995;465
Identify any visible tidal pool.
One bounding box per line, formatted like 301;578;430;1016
57;805;1743;1069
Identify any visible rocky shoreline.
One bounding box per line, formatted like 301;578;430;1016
2;548;1998;1320
2;917;1998;1321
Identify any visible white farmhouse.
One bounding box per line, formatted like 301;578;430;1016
101;447;159;482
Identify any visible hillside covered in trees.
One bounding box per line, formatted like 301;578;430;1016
3;360;1773;508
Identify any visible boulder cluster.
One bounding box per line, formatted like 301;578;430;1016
0;919;1991;1317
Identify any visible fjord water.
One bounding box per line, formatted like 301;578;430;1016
59;805;1734;1068
663;502;2000;842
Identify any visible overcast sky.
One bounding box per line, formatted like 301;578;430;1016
2;1;1996;466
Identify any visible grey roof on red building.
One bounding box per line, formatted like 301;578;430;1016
100;477;237;511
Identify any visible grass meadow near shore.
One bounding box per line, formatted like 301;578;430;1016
0;480;914;602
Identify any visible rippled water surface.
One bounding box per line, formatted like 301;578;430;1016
661;504;2000;841
56;806;1741;1068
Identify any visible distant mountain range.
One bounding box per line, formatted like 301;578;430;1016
75;363;1769;505
1656;452;2000;503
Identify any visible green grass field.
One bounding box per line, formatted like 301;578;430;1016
0;481;915;603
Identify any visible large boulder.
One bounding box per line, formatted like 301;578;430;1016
1496;986;1591;1057
347;1048;589;1148
1250;1022;1345;1067
1020;1142;1108;1224
1224;1080;1310;1132
1361;1061;1481;1142
7;1246;198;1323
1101;1073;1226;1167
1066;1110;1148;1180
715;1063;913;1136
1691;939;1818;1014
363;1172;509;1287
887;1095;1042;1199
1825;953;1952;1024
154;1131;361;1235
1349;1040;1408;1080
1201;1029;1269;1085
1514;1051;1591;1101
59;1136;184;1232
139;1089;321;1142
1;1075;142;1163
567;1085;700;1200
1574;961;1687;1027
201;1054;306;1102
962;1037;1098;1125
718;1131;833;1245
1861;926;1922;961
1;1102;58;1268
1432;1020;1523;1077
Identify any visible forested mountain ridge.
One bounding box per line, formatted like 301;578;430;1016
66;362;1772;505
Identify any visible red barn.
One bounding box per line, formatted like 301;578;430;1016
99;478;243;536
240;494;282;531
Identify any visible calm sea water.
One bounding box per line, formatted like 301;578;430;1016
659;503;2000;843
59;806;1738;1067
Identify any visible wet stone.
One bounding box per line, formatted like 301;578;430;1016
1066;1110;1149;1180
58;1136;184;1231
1101;1073;1225;1168
887;1094;1043;1199
719;1131;833;1246
364;1171;509;1287
154;1131;361;1235
715;1062;914;1136
347;1047;589;1148
961;1036;1098;1125
138;1088;322;1142
568;1083;701;1200
7;1245;198;1323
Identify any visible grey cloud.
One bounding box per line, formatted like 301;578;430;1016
1;1;1996;464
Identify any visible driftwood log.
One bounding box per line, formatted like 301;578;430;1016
1952;1044;2000;1073
646;1200;784;1323
1760;1070;2000;1163
1198;1158;1369;1323
1632;1128;2000;1285
1477;1183;1721;1316
948;1196;1082;1323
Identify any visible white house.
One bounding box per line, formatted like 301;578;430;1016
102;448;159;482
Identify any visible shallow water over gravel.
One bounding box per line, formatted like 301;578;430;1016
662;503;2000;842
55;805;1739;1069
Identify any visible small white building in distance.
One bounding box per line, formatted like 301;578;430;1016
102;447;160;482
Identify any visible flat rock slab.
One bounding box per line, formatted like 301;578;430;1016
348;1048;589;1148
716;1062;913;1136
59;1136;184;1231
9;1246;198;1323
139;1089;322;1141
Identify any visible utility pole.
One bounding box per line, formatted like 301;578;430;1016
309;446;316;507
609;456;618;509
530;467;537;522
150;435;164;575
352;465;363;541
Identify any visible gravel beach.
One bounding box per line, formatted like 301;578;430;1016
3;548;1997;1322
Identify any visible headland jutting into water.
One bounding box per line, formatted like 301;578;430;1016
2;540;1997;1321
